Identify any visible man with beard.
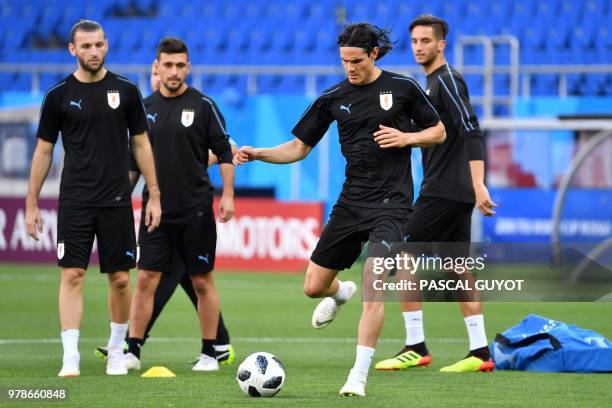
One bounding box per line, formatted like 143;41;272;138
123;37;235;372
95;60;236;366
25;19;161;377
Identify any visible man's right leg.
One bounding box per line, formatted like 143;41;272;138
124;219;172;370
57;205;95;377
58;267;86;377
306;204;361;329
178;271;235;364
144;252;183;340
306;261;357;329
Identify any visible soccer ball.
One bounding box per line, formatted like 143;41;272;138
236;352;285;397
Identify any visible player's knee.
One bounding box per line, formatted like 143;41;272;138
62;268;85;288
136;271;159;293
109;272;130;291
303;282;324;298
362;301;384;314
191;275;211;296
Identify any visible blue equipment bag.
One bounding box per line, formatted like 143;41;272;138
490;314;612;372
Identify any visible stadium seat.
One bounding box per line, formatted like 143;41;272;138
531;74;559;96
567;73;585;95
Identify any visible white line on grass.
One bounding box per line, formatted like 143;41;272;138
0;337;465;345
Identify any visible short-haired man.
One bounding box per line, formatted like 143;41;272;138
25;19;161;377
95;60;236;366
375;14;497;373
124;37;235;372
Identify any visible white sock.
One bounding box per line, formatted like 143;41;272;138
352;345;375;376
107;322;129;353
403;310;425;345
61;329;80;362
464;314;488;350
331;280;351;304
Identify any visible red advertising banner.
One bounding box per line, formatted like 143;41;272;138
0;197;324;272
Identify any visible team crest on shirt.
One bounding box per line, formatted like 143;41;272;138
107;91;120;109
57;242;65;260
181;109;195;127
379;91;393;110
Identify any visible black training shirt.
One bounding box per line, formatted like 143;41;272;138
420;63;485;203
36;71;148;207
142;87;232;221
292;70;440;209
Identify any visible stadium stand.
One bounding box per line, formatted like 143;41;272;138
0;0;610;97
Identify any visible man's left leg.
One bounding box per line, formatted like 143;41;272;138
340;208;409;396
106;270;132;374
182;211;221;372
191;271;220;372
178;265;235;365
440;205;493;372
340;256;385;397
97;206;137;375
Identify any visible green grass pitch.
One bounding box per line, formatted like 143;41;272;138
0;263;610;407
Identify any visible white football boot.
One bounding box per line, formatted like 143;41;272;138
339;369;367;397
311;281;357;329
58;354;80;377
123;352;141;370
192;354;219;372
106;348;128;375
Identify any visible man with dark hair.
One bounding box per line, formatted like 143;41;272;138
68;19;103;43
94;58;237;366
123;37;235;372
375;14;497;373
25;19;161;377
235;22;445;396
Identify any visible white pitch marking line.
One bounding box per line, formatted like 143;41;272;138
0;337;465;345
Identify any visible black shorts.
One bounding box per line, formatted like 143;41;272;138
310;202;410;271
404;196;474;257
57;205;136;273
137;209;217;275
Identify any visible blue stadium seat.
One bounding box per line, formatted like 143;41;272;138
316;74;344;92
567;73;585;95
157;4;177;18
493;104;510;117
12;72;33;92
40;72;66;91
134;0;157;14
531;74;558;96
559;0;581;25
257;74;282;94
463;74;483;96
584;74;606;95
227;27;252;53
494;75;510;96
